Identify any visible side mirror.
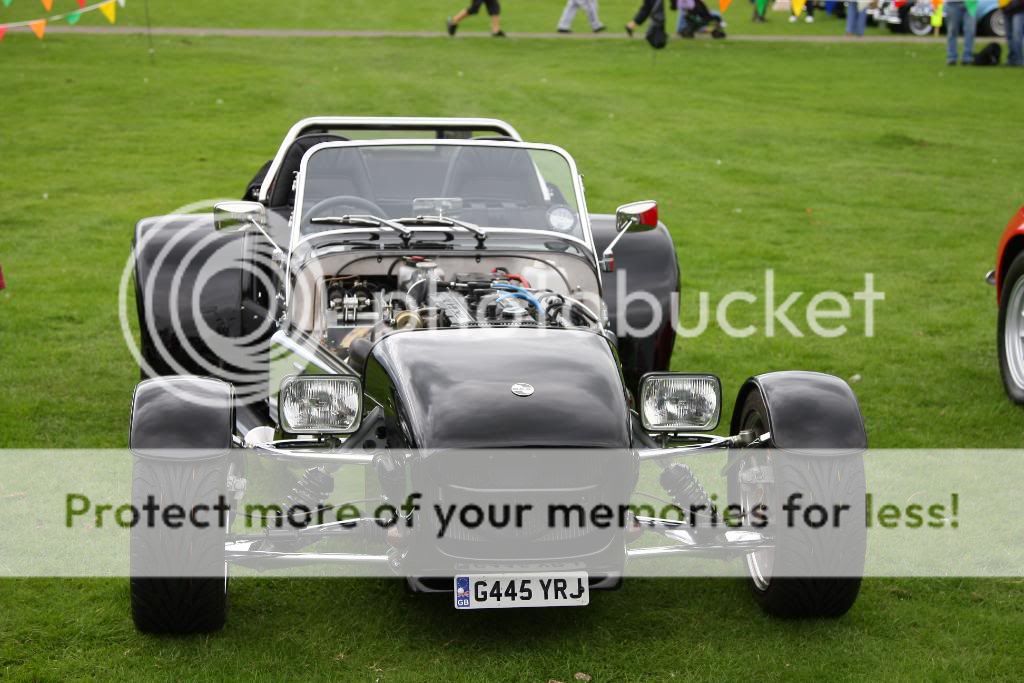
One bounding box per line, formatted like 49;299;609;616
601;200;658;272
615;200;658;233
214;201;267;233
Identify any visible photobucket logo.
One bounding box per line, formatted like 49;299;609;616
613;269;884;339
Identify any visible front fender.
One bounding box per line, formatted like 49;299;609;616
730;371;867;453
129;376;235;459
995;205;1024;301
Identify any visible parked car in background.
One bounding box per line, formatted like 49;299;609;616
990;206;1024;403
879;0;1006;37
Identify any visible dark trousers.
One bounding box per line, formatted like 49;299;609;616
634;0;665;25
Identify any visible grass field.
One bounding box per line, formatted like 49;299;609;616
1;0;941;36
2;7;1024;681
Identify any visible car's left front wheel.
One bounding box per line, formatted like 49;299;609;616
998;251;1024;404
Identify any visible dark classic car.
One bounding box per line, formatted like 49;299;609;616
128;117;867;633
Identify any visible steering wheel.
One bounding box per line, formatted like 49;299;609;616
301;195;388;227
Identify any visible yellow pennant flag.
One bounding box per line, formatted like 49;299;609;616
29;18;47;39
931;1;943;25
40;0;53;11
792;0;807;15
99;0;117;23
719;0;733;11
999;0;1010;7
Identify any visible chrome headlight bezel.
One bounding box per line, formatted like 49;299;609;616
278;374;363;434
639;372;722;432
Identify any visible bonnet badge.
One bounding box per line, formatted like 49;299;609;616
510;383;535;397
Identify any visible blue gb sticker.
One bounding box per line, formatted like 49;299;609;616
455;576;471;608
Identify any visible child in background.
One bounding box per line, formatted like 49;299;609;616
558;0;607;33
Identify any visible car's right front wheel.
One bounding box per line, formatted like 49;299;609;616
729;390;866;618
998;252;1024;404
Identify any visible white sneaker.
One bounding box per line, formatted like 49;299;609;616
805;14;814;22
789;14;798;22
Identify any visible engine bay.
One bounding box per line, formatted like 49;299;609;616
321;256;601;362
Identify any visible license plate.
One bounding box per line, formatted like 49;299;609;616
453;572;589;610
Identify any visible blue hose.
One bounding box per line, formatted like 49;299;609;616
492;283;545;313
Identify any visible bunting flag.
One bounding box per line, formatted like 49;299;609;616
0;0;124;40
931;0;940;8
719;0;732;11
98;0;114;23
756;0;769;14
998;0;1010;6
931;1;943;26
965;0;978;14
792;0;807;16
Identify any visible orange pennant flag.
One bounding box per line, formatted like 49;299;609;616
29;19;47;39
719;0;732;11
41;0;54;11
99;0;117;23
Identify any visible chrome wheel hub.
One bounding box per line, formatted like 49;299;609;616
1004;278;1024;390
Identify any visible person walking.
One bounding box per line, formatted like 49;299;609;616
845;0;868;36
789;0;816;23
447;0;505;37
1005;0;1024;66
751;0;768;22
558;0;606;33
944;0;976;65
626;0;666;37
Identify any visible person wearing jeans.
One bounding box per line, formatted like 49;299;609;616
945;1;976;65
1007;3;1024;66
845;0;868;35
558;0;606;32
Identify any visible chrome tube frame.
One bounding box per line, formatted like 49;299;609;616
627;516;772;560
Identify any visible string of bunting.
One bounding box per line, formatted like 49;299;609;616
0;0;125;41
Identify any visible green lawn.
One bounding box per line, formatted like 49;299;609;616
1;25;1023;682
0;0;917;36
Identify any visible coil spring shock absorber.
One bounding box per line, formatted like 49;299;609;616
659;463;716;524
285;466;335;527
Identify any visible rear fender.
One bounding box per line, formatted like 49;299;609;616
590;214;680;394
132;214;244;378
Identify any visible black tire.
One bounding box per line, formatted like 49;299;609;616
979;10;1006;37
907;11;933;36
998;252;1024;404
729;390;866;618
130;455;229;634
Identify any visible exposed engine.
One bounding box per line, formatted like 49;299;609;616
322;257;600;362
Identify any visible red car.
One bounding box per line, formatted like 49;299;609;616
993;206;1024;403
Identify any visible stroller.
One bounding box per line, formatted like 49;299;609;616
675;0;726;38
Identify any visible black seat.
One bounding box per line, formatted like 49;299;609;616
267;133;364;208
441;146;545;206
